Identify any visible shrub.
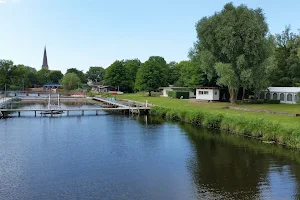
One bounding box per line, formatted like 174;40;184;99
265;99;280;104
86;91;96;97
168;91;175;98
167;91;189;99
237;99;265;104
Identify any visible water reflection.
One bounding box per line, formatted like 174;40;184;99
1;109;300;199
179;123;300;199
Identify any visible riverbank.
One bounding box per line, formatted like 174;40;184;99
118;94;300;149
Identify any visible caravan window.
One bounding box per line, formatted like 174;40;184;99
198;90;209;95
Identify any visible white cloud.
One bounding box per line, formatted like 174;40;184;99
0;0;7;3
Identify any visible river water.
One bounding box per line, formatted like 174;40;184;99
0;103;300;199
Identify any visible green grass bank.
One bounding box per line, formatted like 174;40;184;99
118;94;300;149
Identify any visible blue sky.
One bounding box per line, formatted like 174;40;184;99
0;0;300;73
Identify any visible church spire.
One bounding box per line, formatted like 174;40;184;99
42;46;49;70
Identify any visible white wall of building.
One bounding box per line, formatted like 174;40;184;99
161;87;196;98
196;89;219;101
189;91;196;98
162;88;171;97
261;87;300;104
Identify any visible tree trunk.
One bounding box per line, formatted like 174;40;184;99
242;87;245;100
229;88;238;104
148;91;152;96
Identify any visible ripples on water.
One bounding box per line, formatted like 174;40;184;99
0;103;300;199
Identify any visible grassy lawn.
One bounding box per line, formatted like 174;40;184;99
117;93;300;125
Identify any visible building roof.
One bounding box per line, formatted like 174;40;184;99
43;83;61;87
159;86;192;89
196;87;219;90
267;87;300;93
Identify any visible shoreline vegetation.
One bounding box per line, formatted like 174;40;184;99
118;94;300;149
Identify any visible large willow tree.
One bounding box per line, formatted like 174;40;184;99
193;3;273;103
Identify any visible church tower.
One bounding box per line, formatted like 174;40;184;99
42;46;49;70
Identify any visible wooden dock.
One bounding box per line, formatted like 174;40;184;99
0;98;12;108
0;97;151;117
92;97;130;108
0;107;150;117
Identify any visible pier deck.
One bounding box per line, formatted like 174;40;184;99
0;98;13;108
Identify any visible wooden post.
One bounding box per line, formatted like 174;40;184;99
51;110;53;117
96;110;98;115
67;111;69;116
35;111;36;117
18;111;20;117
82;110;84;116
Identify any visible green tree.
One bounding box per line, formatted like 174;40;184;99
10;65;37;89
135;56;168;96
61;73;81;91
173;60;214;87
49;70;63;83
104;60;129;92
168;61;180;85
124;59;141;92
269;26;300;86
36;68;50;85
189;46;218;86
86;66;105;83
175;61;194;87
0;60;14;90
193;3;271;103
66;68;87;83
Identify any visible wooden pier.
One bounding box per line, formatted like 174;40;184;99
0;107;150;117
0;98;13;108
0;97;151;117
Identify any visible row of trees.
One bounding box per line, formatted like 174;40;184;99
93;3;300;101
2;3;300;102
0;61;64;90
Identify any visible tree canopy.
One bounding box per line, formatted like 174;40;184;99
36;68;50;85
61;73;81;91
0;60;14;90
269;26;300;86
104;60;129;92
124;59;141;92
66;68;87;83
86;66;105;83
135;56;168;96
49;70;64;83
192;3;272;103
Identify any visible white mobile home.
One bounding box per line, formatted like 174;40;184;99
261;87;300;104
196;87;220;101
159;86;196;98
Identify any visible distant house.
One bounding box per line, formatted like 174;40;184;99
260;87;300;104
196;87;220;101
43;83;62;92
159;86;196;98
91;85;117;93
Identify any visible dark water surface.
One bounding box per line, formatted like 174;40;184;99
1;104;300;199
